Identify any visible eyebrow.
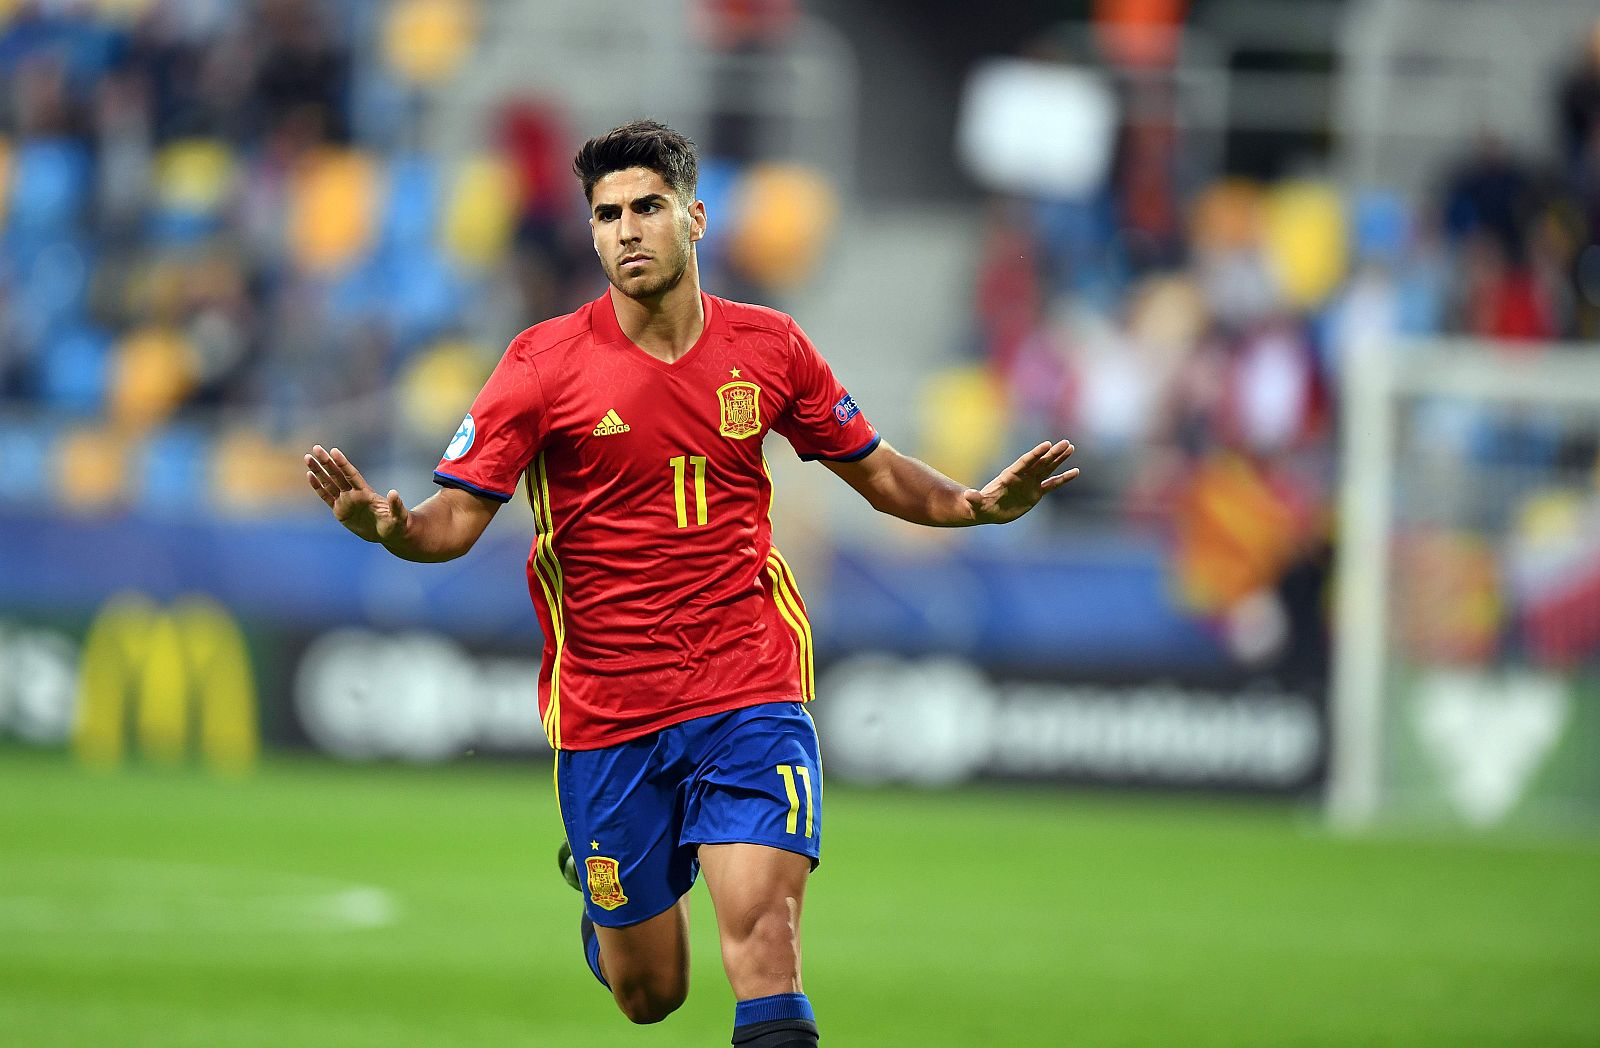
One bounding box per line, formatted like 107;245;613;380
594;194;668;215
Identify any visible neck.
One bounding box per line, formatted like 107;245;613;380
609;260;705;363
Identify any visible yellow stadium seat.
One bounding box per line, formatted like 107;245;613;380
210;426;307;512
57;428;128;510
93;0;159;24
441;156;517;269
399;340;495;437
727;164;840;290
384;0;477;85
289;149;379;273
0;136;11;228
108;327;197;432
917;366;1006;486
155;139;234;213
1263;180;1348;308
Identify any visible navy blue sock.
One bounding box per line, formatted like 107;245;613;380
580;913;609;989
732;993;818;1046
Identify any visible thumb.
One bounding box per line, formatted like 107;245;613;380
381;489;409;536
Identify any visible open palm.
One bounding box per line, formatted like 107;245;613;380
965;440;1078;525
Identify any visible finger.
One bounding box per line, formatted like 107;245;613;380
329;447;371;493
309;445;352;490
386;489;407;523
305;450;344;492
1003;441;1053;479
1040;467;1081;491
306;470;338;506
1029;440;1075;476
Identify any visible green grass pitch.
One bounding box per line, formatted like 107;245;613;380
2;746;1597;1047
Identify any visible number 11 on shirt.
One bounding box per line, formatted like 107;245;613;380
668;454;708;528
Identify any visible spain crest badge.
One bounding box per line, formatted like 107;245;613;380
585;856;629;911
717;381;762;440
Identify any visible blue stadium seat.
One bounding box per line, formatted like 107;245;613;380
380;154;440;253
136;424;212;513
1351;190;1409;264
7;138;91;238
0;417;55;501
38;325;111;415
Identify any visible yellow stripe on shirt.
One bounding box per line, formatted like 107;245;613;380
527;453;567;749
765;550;815;704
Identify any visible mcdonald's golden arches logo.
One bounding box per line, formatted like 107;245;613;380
73;593;259;777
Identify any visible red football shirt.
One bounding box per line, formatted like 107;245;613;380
434;291;879;750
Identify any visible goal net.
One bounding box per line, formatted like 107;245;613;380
1330;337;1600;830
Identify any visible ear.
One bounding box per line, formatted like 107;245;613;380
688;199;707;243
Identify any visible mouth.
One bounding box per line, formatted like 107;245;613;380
619;254;650;269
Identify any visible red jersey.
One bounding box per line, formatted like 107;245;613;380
434;291;879;750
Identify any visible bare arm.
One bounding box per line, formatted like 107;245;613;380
305;445;501;562
822;438;1078;527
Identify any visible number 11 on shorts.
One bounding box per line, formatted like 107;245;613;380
776;764;814;838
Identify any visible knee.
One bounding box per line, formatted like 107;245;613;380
612;975;688;1025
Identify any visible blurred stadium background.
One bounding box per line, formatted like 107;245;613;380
1;0;1598;1044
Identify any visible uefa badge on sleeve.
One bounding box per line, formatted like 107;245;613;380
445;413;475;460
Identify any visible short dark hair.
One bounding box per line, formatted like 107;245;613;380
572;119;698;204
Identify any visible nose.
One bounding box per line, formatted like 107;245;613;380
617;210;641;245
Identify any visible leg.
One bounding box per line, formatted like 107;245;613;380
554;741;700;1025
699;842;810;999
593;896;692;1024
702;843;820;1047
681;704;825;1045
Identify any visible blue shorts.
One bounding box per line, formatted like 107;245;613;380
555;701;823;928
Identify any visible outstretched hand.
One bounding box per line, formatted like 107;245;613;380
964;439;1078;525
305;445;409;544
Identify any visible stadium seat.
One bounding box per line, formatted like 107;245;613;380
55;426;127;510
151;139;235;245
7;138;91;238
210;425;305;512
382;0;476;86
1263;180;1348;308
0;417;55;501
107;327;197;432
726;163;838;290
38;325;111;415
916;366;1006;489
398;339;492;438
135;423;211;512
441;155;517;269
288;148;379;274
380;153;440;253
1351;189;1410;265
0;135;11;227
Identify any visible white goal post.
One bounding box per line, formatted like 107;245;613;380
1330;336;1600;829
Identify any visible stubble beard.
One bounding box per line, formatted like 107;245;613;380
607;227;693;302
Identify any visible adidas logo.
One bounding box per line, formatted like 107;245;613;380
592;409;631;436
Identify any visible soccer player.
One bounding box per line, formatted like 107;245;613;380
305;120;1077;1047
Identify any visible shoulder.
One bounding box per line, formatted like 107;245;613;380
714;295;801;340
505;302;596;363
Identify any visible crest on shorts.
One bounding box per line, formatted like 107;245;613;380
585;856;629;911
717;381;762;440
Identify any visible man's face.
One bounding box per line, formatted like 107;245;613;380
589;167;705;301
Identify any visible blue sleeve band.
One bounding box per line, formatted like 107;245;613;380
432;471;514;503
734;993;815;1026
798;433;881;463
